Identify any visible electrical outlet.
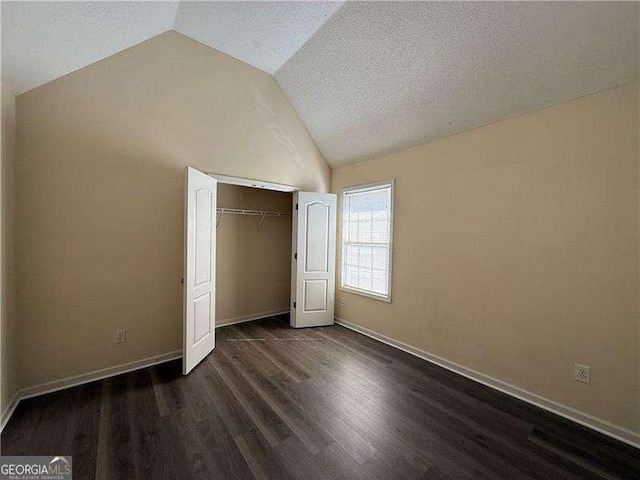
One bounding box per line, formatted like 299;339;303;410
340;296;346;307
115;329;126;344
574;363;591;384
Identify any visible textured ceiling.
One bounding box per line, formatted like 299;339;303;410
174;1;343;74
1;1;180;94
1;1;342;94
276;1;640;166
3;2;639;166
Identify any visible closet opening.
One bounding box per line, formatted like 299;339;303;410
215;181;294;329
183;168;336;374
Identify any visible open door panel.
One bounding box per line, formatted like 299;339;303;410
291;191;337;328
183;167;217;374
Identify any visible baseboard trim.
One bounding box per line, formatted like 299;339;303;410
1;389;21;432
1;311;289;432
1;350;182;433
5;315;637;449
335;317;640;449
216;309;290;328
19;350;182;401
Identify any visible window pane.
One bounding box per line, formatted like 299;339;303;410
371;220;388;243
359;266;372;291
371;270;387;295
346;244;359;265
348;220;358;243
359;246;372;269
341;183;393;299
346;265;358;286
372;247;387;270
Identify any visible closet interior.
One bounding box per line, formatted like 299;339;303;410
215;183;293;326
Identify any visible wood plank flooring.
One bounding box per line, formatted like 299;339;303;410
2;315;639;479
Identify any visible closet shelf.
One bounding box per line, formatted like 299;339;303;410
216;208;291;231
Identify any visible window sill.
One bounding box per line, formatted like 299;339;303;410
340;285;392;303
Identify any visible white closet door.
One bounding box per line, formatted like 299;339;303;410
291;192;337;328
183;167;217;374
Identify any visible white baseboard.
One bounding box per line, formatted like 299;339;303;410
1;349;181;433
216;309;289;328
1;311;289;432
5;314;638;451
335;317;640;449
1;389;21;432
19;350;182;400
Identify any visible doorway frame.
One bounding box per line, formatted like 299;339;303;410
207;175;338;329
207;173;299;193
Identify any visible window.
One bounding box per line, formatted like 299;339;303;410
340;181;394;302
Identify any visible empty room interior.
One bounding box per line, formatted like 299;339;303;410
1;1;640;479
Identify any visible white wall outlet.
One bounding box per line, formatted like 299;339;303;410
115;329;127;344
574;363;591;384
340;296;346;307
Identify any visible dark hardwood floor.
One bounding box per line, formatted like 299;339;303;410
2;315;639;479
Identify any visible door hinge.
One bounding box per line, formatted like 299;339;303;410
293;301;296;308
295;203;298;210
294;252;297;260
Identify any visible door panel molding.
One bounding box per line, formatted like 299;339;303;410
291;192;336;328
304;201;330;273
183;167;217;374
303;279;328;312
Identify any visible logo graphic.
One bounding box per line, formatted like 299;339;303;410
0;456;72;479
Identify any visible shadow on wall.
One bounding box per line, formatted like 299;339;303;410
16;126;190;388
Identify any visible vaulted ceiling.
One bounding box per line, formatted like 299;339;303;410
2;1;638;167
1;1;342;93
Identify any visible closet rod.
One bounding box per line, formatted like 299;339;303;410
216;208;290;217
216;208;291;231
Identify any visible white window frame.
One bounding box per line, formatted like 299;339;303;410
339;180;394;303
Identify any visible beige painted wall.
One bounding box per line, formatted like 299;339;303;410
15;31;329;389
332;83;640;433
216;184;291;325
1;85;17;418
